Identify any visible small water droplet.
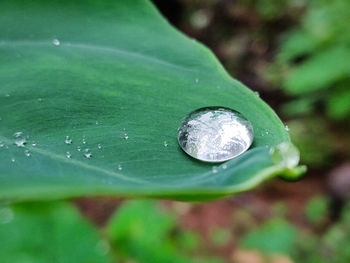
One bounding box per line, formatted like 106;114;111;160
31;143;37;147
285;125;290;132
84;148;92;158
52;39;60;46
0;142;4;148
24;149;31;157
163;141;168;147
265;130;269;135
11;157;15;162
77;146;81;152
95;121;99;125
65;136;72;144
13;131;23;138
15;138;26;147
195;78;199;83
124;133;129;140
5;94;10;97
222;164;228;169
37;98;43;102
254;91;260;97
117;164;123;171
82;137;86;144
66;151;72;158
177;107;254;162
97;144;102;149
212;166;218;173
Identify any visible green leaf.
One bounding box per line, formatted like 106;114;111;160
0;0;303;201
0;202;112;263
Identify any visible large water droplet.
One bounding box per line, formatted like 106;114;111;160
177;107;254;162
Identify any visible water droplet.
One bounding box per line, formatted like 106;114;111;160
24;150;31;157
14;138;26;147
177;107;254;162
212;166;218;173
37;98;43;102
270;142;299;169
124;133;129;140
163;141;168;147
285;125;290;132
13;131;23;138
97;144;102;149
95;121;99;125
0;142;4;148
222;164;228;169
195;78;199;83
117;164;123;171
65;136;72;144
254;91;260;97
5;94;10;97
84;148;92;158
265;130;269;135
52;39;60;46
11;157;15;162
77;146;81;152
66;151;72;158
31;143;37;147
82;137;86;144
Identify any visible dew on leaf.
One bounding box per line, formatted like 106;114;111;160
66;152;72;159
177;107;253;162
14;138;26;147
24;150;31;157
52;39;60;46
65;136;72;144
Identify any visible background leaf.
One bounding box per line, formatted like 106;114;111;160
0;0;302;201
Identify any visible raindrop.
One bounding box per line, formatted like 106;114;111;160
65;136;72;144
11;157;15;162
285;125;290;132
117;164;123;171
270;142;299;169
24;150;31;157
82;137;86;144
212;166;218;173
31;143;37;147
95;121;99;125
254;91;260;97
163;141;168;147
13;131;23;138
66;152;72;158
84;148;92;158
97;144;102;149
222;164;228;170
77;146;81;152
52;39;60;46
0;142;4;148
177;107;253;162
14;138;26;147
124;133;129;140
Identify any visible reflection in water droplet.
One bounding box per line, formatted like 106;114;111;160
66;152;71;158
177;107;253;162
117;164;123;171
24;150;31;157
163;141;168;147
52;39;60;46
15;138;26;147
65;136;72;144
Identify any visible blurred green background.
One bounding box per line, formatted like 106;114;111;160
1;0;350;262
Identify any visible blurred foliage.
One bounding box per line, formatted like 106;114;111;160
271;0;350;121
304;195;329;225
0;202;112;263
106;200;223;263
